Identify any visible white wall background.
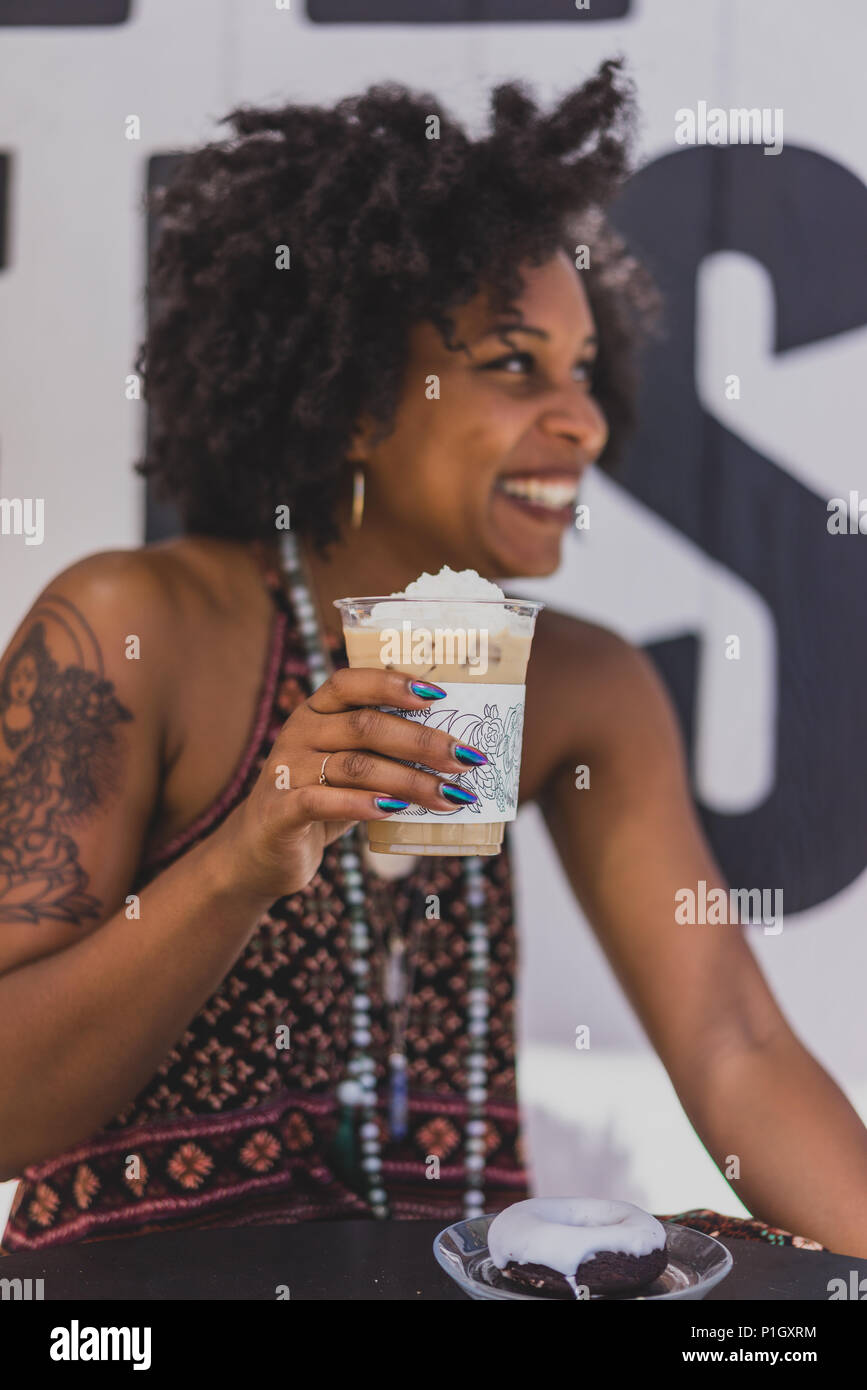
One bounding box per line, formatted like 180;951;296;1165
1;0;866;1237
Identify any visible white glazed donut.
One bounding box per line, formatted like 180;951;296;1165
487;1196;666;1276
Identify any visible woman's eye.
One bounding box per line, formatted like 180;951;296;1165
486;351;535;373
484;352;595;384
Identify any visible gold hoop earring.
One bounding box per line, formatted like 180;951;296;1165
350;465;365;529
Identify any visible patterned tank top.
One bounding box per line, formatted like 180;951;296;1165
1;557;530;1251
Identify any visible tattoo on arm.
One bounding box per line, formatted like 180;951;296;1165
0;595;133;925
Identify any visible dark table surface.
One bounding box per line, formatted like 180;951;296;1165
3;1220;865;1299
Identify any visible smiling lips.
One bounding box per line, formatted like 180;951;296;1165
494;469;581;518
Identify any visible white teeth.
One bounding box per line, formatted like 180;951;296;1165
499;477;578;509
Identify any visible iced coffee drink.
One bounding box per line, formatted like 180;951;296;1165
335;568;543;856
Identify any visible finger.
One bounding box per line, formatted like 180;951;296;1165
321;749;479;812
306;665;447;716
284;784;411;829
317;704;488;777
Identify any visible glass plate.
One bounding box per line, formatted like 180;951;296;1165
433;1215;733;1301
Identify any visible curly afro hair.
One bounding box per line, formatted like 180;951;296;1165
135;58;658;556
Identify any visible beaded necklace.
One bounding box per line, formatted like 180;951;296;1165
278;529;488;1222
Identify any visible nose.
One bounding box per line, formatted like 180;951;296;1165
539;388;609;463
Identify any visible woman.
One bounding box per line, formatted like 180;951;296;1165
2;62;866;1257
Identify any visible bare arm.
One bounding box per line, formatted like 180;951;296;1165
536;620;867;1257
0;554;276;1176
0;831;277;1179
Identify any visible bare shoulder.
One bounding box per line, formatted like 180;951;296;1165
523;604;686;801
531;604;641;683
540;605;677;724
4;536;269;769
7;547;181;706
47;535;251;620
29;536;265;662
10;544;193;711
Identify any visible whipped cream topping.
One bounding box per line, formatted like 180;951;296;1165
364;565;527;634
487;1197;667;1276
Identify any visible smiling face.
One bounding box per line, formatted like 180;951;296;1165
353;248;609;579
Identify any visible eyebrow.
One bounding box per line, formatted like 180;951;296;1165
474;321;598;349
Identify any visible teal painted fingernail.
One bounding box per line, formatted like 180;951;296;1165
440;783;478;804
410;681;446;699
455;744;488;766
375;797;410;811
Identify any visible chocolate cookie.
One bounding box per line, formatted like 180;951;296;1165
500;1243;668;1298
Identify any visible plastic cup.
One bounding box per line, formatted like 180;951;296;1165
334;593;544;856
